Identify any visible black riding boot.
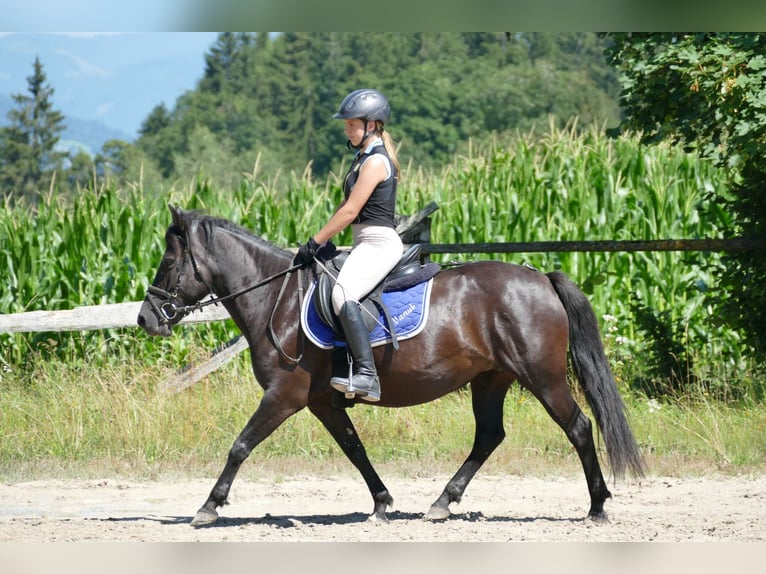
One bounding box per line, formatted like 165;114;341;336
334;301;380;402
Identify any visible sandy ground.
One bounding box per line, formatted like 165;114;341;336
1;473;764;542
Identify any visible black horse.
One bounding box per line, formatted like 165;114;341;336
138;205;645;527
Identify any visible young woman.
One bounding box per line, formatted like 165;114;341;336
293;89;403;402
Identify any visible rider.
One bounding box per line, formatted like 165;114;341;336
293;88;403;402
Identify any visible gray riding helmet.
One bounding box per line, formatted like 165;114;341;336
333;89;390;124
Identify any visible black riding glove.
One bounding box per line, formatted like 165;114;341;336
293;237;320;266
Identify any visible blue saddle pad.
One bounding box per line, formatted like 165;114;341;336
300;278;434;349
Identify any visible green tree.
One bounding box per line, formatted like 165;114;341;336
200;32;246;94
95;139;164;192
173;124;245;189
136;102;176;179
603;32;766;357
63;150;95;191
0;56;67;203
128;32;621;186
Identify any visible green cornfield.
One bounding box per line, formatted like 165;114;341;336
0;124;758;397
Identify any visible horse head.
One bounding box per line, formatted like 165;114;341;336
137;204;215;336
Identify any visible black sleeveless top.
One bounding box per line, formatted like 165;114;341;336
343;140;397;228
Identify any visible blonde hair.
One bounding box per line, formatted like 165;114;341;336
377;122;400;179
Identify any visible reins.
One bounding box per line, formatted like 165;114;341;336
268;266;305;365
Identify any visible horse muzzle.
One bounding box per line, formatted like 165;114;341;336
137;297;174;337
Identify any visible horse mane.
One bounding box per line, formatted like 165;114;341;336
183;210;292;258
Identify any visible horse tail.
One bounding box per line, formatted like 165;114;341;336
546;270;646;479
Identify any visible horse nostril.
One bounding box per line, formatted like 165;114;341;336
137;314;146;327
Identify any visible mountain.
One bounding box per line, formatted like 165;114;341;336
0;33;219;151
0;93;131;154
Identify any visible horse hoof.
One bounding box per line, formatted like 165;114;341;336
588;511;610;524
368;512;390;524
424;504;450;521
191;508;219;527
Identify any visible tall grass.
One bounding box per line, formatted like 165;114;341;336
1;354;763;481
400;123;746;395
2;125;739;378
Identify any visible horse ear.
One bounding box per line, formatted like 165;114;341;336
168;203;185;232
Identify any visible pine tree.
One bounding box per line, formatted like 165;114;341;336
137;102;175;178
0;56;67;203
200;32;243;93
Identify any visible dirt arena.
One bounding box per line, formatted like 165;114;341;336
1;473;764;542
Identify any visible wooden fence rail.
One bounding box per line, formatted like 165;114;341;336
0;301;231;334
421;237;762;255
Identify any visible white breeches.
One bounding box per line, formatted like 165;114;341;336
331;224;403;314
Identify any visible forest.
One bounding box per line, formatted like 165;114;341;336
0;32;622;198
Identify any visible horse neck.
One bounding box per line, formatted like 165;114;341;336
208;226;288;288
207;226;297;322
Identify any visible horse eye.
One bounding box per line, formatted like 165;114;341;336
162;257;175;269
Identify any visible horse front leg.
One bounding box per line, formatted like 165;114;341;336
192;391;302;526
426;375;509;521
309;403;394;521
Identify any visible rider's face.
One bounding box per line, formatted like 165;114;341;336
344;118;367;147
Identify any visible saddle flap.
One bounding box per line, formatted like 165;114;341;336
311;243;438;337
316;270;379;334
316;272;341;332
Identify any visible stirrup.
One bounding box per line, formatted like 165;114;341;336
330;346;352;394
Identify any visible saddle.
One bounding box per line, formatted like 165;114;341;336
313;244;440;350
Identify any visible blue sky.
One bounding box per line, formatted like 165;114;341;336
0;32;219;139
1;2;195;31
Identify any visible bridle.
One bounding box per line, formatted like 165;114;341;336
145;222;306;363
146;224;214;324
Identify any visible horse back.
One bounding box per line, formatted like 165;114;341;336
427;260;568;343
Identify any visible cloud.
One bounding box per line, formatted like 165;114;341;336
96;102;116;116
55;48;111;79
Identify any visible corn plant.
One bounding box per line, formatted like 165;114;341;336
0;125;752;397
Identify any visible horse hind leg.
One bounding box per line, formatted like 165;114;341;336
525;371;612;522
565;402;612;521
426;373;510;521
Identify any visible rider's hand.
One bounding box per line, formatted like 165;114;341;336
293;237;319;266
